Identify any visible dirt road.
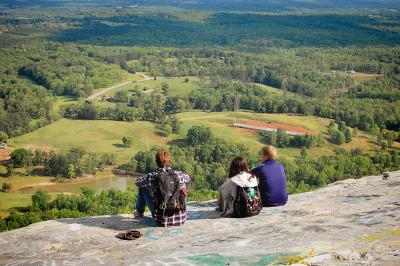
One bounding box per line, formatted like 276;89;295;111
87;73;153;100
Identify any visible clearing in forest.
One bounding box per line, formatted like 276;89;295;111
233;119;317;136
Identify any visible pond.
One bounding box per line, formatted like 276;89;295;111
17;175;138;195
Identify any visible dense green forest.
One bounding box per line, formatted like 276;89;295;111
3;0;400;10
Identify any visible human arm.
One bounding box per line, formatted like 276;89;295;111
250;165;262;177
135;172;157;188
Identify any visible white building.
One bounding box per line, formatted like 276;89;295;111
233;123;306;136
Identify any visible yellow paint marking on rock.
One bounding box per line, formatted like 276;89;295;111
361;229;400;242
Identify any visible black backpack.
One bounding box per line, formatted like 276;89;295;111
232;186;263;218
153;169;186;216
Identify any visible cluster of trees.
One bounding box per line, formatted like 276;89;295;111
348;77;400;102
260;129;324;148
156;115;182;136
284;148;400;193
9;147;116;179
44;148;116;178
11;43;128;98
64;90;189;123
0;186;136;232
0;79;55;138
328;121;353;145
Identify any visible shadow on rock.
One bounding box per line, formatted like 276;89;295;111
59;215;157;231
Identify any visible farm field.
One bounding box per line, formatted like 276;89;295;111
9;119;171;163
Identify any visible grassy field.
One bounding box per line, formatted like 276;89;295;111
104;76;203;97
9;119;171;163
254;83;290;96
0;192;31;218
351;72;383;84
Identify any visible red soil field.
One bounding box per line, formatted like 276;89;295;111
234;127;258;135
238;119;316;136
0;149;10;162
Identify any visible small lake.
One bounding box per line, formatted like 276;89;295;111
18;175;137;195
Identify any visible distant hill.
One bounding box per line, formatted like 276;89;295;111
140;0;400;11
3;0;400;10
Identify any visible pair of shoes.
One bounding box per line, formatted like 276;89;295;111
116;229;143;240
134;211;144;219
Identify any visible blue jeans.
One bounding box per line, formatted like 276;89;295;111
136;187;154;215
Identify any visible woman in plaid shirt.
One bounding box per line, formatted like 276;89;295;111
134;150;190;227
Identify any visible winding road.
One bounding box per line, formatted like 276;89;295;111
87;73;153;100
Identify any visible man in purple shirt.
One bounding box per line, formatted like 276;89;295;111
251;145;288;207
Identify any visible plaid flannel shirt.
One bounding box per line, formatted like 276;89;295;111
135;167;190;227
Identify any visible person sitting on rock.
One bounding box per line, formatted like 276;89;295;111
250;145;288;207
134;149;190;227
218;156;262;217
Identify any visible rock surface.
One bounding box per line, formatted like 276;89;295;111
1;171;400;266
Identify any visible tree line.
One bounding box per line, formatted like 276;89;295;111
7;147;116;179
260;129;325;148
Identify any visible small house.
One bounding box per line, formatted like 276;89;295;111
347;69;356;74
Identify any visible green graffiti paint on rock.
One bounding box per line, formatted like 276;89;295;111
186;254;238;266
254;253;293;265
186;253;293;266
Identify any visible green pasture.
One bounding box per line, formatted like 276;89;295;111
10;119;171;163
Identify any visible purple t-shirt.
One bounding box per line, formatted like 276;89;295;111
251;160;288;206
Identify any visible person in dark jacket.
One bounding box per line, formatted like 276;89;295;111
251;145;288;207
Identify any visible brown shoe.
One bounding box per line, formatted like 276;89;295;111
116;230;143;240
134;211;144;219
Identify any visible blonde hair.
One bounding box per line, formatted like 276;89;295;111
261;145;277;160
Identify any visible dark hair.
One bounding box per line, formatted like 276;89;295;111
155;150;172;168
228;156;250;178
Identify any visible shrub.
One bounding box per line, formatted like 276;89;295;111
2;183;12;192
122;136;134;148
11;148;32;167
187;125;213;145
